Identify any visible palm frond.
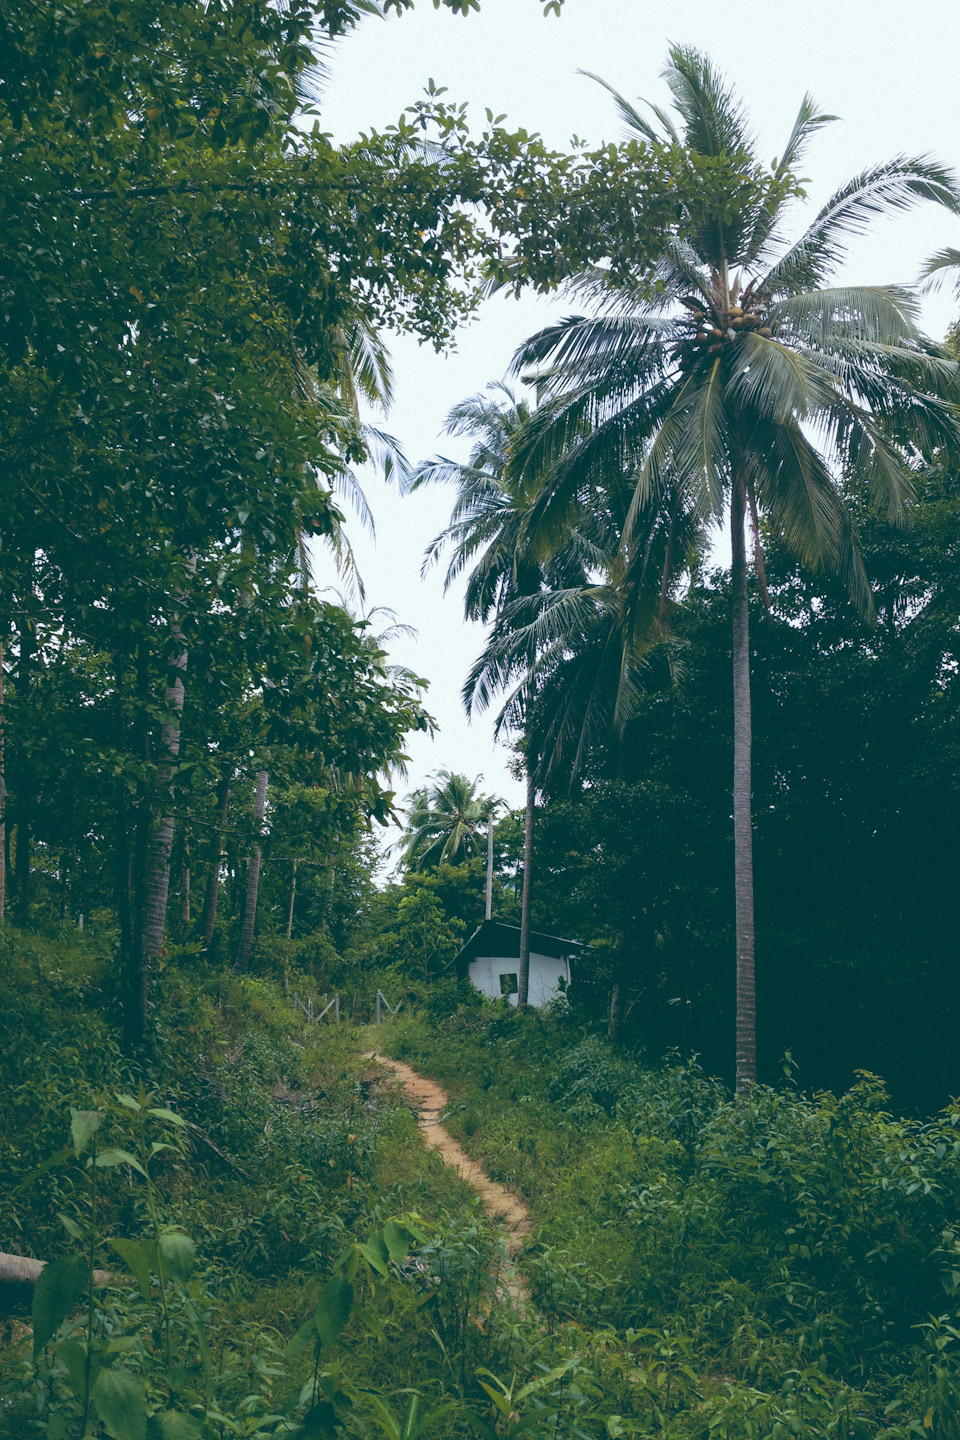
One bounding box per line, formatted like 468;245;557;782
661;43;757;162
579;69;679;145
764;157;960;294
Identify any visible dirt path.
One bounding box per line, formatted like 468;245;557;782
364;1052;531;1304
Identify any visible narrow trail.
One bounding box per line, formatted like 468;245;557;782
363;1052;532;1305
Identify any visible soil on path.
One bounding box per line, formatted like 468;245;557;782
364;1051;531;1303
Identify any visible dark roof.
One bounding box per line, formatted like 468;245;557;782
451;919;582;977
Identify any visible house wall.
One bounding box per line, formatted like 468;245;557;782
467;950;570;1009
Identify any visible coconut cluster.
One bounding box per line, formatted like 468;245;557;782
673;293;774;370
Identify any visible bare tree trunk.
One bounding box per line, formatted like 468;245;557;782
485;819;494;921
517;768;534;1009
14;815;30;923
235;769;268;973
285;857;297;940
0;638;5;928
200;768;231;950
179;835;190;930
133;615;188;1045
731;472;756;1092
608;931;628;1044
13;598;36;925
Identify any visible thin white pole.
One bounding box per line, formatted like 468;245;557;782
485;820;494;921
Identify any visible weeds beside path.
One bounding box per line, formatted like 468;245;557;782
363;1050;532;1305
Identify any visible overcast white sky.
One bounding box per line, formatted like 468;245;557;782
312;0;960;846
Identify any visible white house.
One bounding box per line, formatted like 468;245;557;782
451;919;579;1009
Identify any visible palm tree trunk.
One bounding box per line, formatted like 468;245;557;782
731;472;756;1092
200;768;232;950
235;769;268;972
517;768;534;1008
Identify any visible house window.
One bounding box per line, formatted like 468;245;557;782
499;972;519;996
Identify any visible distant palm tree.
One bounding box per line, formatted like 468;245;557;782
511;45;960;1089
400;769;497;871
413;385;566;1002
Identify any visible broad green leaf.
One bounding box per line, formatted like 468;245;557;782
159;1233;196;1284
151;1412;202;1440
55;1338;88;1396
45;1410;70;1440
70;1109;103;1157
314;1273;353;1346
298;1401;339;1437
58;1213;85;1241
109;1239;153;1300
115;1095;142;1113
334;1243;360;1282
146;1108;188;1129
358;1239;389;1276
95;1149;147;1178
382;1220;413;1263
32;1255;89;1354
284;1316;317;1361
92;1369;148;1440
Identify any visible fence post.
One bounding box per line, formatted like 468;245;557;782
375;990;381;1026
335;994;340;1023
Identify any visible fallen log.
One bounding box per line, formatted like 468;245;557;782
0;1251;124;1318
0;1251;116;1288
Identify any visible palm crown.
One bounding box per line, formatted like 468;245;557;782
399;769;497;871
514;46;960;605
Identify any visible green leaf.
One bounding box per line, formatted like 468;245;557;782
92;1369;148;1440
146;1108;188;1129
109;1239;153;1300
159;1233;196;1284
334;1243;361;1282
359;1238;389;1276
382;1220;413;1263
314;1273;353;1346
58;1213;85;1241
95;1149;147;1177
32;1255;89;1354
55;1338;89;1397
70;1109;103;1157
45;1410;70;1440
150;1412;202;1440
11;1148;71;1197
284;1316;317;1361
298;1401;339;1437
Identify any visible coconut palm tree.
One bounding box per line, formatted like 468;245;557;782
414;384;607;1002
510;45;960;1090
399;770;497;871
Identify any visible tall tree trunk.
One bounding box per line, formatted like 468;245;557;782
179;834;191;931
200;768;232;950
13;617;35;925
132;616;188;1046
235;769;268;972
285;857;297;940
608;930;629;1044
0;638;5;929
517;768;534;1009
14;816;30;923
731;473;756;1092
485;818;494;921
